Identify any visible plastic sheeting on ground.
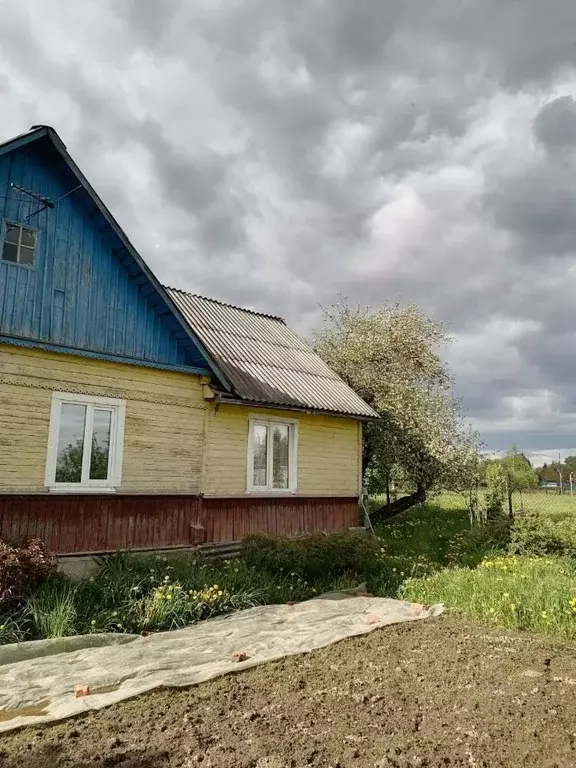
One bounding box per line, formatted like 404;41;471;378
0;591;443;732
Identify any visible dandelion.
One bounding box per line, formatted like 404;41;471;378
541;611;548;620
0;625;5;631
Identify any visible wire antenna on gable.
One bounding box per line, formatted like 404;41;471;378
10;182;55;209
9;182;83;222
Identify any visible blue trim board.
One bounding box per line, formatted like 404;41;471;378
0;335;211;376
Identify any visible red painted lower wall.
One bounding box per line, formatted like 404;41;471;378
0;495;360;555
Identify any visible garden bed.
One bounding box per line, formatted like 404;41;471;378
0;533;384;643
2;616;576;767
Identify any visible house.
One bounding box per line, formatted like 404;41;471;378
0;126;377;555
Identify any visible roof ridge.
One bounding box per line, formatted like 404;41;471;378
164;285;287;324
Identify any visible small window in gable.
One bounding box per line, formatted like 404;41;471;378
2;222;37;266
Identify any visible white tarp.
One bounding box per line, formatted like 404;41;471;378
0;592;443;732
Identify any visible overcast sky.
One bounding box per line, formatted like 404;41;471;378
2;1;576;463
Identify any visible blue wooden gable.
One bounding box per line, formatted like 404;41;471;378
0;127;226;379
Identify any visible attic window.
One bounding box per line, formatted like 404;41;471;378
2;222;37;266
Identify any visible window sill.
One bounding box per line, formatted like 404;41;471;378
1;259;36;270
246;489;297;496
47;487;118;494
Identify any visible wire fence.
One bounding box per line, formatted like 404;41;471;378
507;487;576;517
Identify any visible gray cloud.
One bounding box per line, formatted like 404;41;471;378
2;0;576;453
484;158;576;257
533;96;576;150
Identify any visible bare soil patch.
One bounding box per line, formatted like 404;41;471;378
2;616;576;767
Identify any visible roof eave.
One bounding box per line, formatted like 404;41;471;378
213;392;379;421
0;127;49;157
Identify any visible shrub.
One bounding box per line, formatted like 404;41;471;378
509;513;576;557
241;532;383;581
445;518;511;566
0;538;56;602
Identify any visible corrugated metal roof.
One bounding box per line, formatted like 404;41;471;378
165;288;378;418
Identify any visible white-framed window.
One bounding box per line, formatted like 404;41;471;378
2;221;38;266
45;392;126;492
247;416;298;493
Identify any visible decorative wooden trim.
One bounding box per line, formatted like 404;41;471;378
0;373;207;409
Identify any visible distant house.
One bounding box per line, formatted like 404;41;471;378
0;126;376;555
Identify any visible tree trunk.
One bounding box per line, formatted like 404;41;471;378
370;484;426;525
385;475;391;506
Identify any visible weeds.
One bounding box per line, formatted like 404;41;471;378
28;579;77;639
0;535;382;644
402;554;576;639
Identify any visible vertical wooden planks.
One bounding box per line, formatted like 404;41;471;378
0;495;359;553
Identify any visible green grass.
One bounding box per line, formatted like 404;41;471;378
376;490;576;640
401;555;576;639
374;492;510;569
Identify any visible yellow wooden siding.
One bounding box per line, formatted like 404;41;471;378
203;404;361;497
0;344;207;493
0;344;363;497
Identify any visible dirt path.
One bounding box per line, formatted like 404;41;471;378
2;616;576;767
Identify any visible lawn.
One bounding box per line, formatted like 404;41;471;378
376;490;576;640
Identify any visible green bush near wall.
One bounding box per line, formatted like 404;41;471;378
241;532;384;581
